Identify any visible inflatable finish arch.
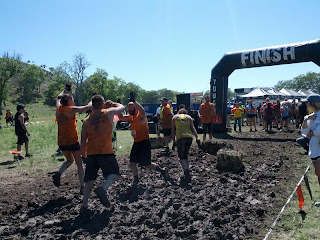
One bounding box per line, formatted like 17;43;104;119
210;39;320;133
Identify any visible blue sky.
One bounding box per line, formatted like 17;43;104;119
0;0;319;93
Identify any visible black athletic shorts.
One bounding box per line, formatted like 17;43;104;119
59;142;80;151
130;139;151;166
162;128;172;137
84;154;119;182
6;117;13;123
16;134;29;145
177;137;193;159
282;116;289;121
202;123;212;135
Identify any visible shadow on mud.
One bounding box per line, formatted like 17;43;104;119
118;185;146;203
27;197;72;217
61;209;113;235
213;133;297;143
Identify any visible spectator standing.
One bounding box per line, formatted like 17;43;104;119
226;103;232;128
246;100;257;131
280;102;290;132
256;103;262;125
15;104;31;160
264;102;274;132
300;94;320;197
231;103;243;132
155;104;163;137
273;99;281;129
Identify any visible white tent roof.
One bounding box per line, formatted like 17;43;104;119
239;87;269;98
267;88;284;96
279;88;301;97
297;90;308;96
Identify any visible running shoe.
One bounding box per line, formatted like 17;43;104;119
52;172;61;187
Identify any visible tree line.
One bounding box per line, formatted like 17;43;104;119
1;51;319;115
274;72;320;93
0;52;181;115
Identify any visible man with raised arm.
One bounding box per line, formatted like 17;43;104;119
52;83;92;195
80;95;124;212
119;92;169;187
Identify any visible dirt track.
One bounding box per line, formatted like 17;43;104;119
0;128;308;239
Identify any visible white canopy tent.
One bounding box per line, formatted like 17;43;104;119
239;87;270;98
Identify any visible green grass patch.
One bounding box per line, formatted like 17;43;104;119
268;167;320;240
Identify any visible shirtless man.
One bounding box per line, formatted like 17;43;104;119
52;89;92;195
119;93;169;187
80;95;124;211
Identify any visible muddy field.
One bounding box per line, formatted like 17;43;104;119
0;127;308;239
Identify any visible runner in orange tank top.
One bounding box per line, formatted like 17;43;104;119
159;97;173;151
52;88;92;195
80;95;125;213
119;93;170;187
199;95;215;141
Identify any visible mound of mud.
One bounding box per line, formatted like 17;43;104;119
216;149;245;174
200;141;232;155
0;130;306;239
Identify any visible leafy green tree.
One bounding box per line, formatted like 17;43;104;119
0;52;22;115
274;72;320;93
118;82;143;105
158;88;180;102
140;90;161;103
18;64;43;103
227;88;235;102
72;53;90;105
44;62;72;106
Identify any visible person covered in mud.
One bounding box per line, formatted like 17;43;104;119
199;95;215;141
264;102;274;132
80;95;124;212
119;92;170;187
15;104;32;160
159;97;173;152
5;109;14;126
172;104;200;183
52;88;92;195
300;94;320;198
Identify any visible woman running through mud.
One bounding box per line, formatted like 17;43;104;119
52;88;92;194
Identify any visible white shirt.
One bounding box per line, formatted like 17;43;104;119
301;112;320;159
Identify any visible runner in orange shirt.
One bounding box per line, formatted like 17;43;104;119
199;95;215;141
119;92;169;187
52;88;92;195
160;97;173;151
80;95;124;212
